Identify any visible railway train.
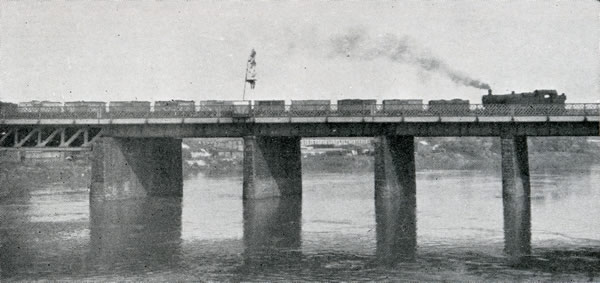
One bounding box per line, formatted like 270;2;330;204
0;89;572;118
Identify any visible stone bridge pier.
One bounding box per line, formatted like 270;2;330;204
242;136;302;199
90;137;183;201
501;135;532;260
240;136;303;267
87;134;533;263
374;136;417;263
373;134;533;263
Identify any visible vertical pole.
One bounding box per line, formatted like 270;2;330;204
501;135;531;260
242;62;249;101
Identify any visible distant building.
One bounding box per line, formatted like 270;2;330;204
196;138;244;151
190;138;372;158
0;150;86;162
194;137;372;148
190;149;211;158
301;138;372;146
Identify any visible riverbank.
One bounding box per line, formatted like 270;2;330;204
190;150;600;178
1;149;596;197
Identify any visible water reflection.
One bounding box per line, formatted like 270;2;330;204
87;197;183;275
518;249;600;278
1;167;599;281
241;196;302;269
0;186;88;279
0;202;34;278
375;189;416;264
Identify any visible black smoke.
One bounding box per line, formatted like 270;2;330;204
330;29;491;90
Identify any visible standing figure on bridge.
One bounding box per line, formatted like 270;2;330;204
246;49;257;89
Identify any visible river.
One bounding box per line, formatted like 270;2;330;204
1;166;599;281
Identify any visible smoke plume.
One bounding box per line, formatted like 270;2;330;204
330;29;490;90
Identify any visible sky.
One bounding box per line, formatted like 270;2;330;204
1;0;598;104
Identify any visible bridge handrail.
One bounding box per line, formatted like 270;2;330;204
1;103;599;119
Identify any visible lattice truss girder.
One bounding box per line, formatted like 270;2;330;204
0;126;103;148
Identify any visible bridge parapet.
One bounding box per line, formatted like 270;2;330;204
1;103;599;120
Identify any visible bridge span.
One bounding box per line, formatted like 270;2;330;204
1;103;599;262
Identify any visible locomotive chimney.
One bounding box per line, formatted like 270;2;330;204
488;89;492;95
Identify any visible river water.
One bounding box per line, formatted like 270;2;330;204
1;166;599;281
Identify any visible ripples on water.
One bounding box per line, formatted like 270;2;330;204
0;167;599;281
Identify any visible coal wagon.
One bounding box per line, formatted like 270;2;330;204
337;99;376;116
154;100;195;117
64;101;107;118
0;102;18;118
253;100;286;116
197;100;235;117
382;99;424;116
428;99;471;115
290;100;331;116
17;101;63;118
108;101;151;118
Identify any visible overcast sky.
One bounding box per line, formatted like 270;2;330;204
1;0;598;103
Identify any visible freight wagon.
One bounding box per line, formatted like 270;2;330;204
290;100;331;116
154;100;195;117
254;100;286;116
197;100;235;117
382;99;424;116
108;101;151;118
64;101;106;118
428;99;470;115
337;99;377;116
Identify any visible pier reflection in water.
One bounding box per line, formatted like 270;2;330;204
240;196;302;271
375;189;416;264
0;169;599;281
88;197;183;274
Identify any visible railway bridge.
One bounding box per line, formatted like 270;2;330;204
1;102;599;262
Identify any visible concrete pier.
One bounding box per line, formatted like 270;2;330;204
374;136;417;262
501;135;532;259
90;137;183;201
243;136;302;199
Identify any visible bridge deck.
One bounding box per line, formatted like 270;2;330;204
1;104;598;148
1;114;599;125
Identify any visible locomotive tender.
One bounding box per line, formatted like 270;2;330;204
0;89;572;119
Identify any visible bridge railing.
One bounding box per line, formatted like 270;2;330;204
1;103;599;120
583;104;600;116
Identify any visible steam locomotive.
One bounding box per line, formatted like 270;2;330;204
0;89;570;118
480;89;567;115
